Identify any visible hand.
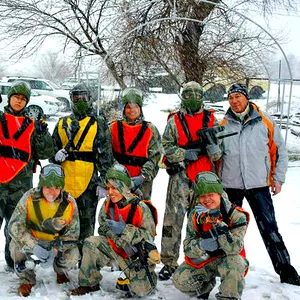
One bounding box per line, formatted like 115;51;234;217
55;149;69;162
35;118;48;134
184;149;198;161
96;186;107;199
147;249;161;265
271;182;282;195
131;175;145;190
123;245;137;257
194;204;210;215
32;245;55;268
106;215;126;235
206;143;221;160
215;221;229;235
199;237;219;252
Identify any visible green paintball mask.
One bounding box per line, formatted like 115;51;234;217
72;97;90;115
181;89;204;113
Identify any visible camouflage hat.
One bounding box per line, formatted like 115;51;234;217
227;83;249;100
105;163;131;188
38;164;65;189
122;87;143;107
194;171;223;197
7;81;31;103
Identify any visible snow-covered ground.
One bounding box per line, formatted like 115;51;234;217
1;87;300;299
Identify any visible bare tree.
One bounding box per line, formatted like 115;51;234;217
0;0;297;90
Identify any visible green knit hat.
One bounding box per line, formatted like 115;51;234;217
122;87;143;107
194;171;223;197
38;164;65;189
7;81;31;103
105;163;131;188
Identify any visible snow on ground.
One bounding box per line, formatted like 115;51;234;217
1;87;300;299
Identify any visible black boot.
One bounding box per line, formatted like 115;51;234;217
197;292;210;299
158;265;177;281
279;264;300;286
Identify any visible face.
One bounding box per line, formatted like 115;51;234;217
228;92;248;113
42;186;61;202
10;94;27;112
124;102;141;122
198;192;221;210
106;182;123;203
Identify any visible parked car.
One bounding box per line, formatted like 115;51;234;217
0;82;60;119
1;76;71;111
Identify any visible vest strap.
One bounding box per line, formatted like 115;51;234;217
113;152;148;167
13;117;33;141
0;145;30;162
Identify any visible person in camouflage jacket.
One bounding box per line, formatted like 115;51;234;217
0;81;54;270
173;172;249;300
52;83;114;247
8;164;80;297
71;163;159;297
159;81;222;280
109;87;161;199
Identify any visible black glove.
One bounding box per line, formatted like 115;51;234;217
184;149;199;161
35;118;48;134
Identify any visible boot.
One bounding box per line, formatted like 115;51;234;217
18;283;34;297
158;265;177;281
56;272;70;284
71;283;100;296
279;264;300;286
197;292;210;299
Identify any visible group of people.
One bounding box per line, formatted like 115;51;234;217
0;78;299;299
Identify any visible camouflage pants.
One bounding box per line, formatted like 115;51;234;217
173;255;248;300
78;235;157;296
0;180;32;269
140;180;154;200
9;240;80;285
160;171;193;267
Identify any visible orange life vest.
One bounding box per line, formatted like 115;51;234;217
110;120;152;177
185;203;249;275
173;110;215;182
0;113;34;183
105;198;158;259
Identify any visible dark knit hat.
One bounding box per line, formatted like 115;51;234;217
194;171;223;197
7;81;31;103
227;83;249;100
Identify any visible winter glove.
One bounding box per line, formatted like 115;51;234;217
35;118;48;134
147;249;161;265
32;245;55;268
106;215;126;235
184;149;199;161
123;244;137;257
42;218;66;232
96;186;107;199
199;237;219;252
55;149;69;162
131;175;145;190
206;143;221;160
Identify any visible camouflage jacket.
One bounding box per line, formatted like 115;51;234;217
0;106;54;190
109;116;162;181
8;187;80;251
52;112;114;184
184;195;248;261
97;195;156;249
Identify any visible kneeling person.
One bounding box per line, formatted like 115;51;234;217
8;164;80;297
71;163;159;297
173;171;249;300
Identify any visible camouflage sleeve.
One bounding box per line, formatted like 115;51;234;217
116;202;156;248
140;123;162;181
50;119;63;163
205;115;223;161
60;195;80;242
183;212;207;259
8;190;39;251
162;115;185;163
32;127;54;160
97;200;115;239
217;210;247;255
94;116;114;181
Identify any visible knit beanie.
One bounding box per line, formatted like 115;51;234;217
7;81;31;104
194;171;223;197
227;83;249;100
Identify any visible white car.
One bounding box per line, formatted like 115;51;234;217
1;76;71;111
0;82;60;118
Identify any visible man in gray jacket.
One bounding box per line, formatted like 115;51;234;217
219;83;300;286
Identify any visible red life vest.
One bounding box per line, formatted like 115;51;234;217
173;110;215;182
110;120;152;177
0;113;34;183
105;198;158;259
185;204;249;276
